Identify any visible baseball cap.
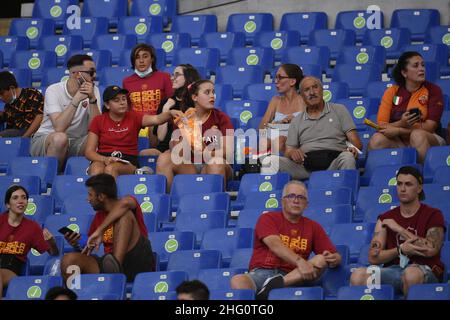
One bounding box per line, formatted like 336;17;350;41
102;85;128;102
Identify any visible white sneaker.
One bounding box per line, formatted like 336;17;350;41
256;274;284;300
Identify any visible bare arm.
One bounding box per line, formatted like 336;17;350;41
368;220;398;265
84;132;106;163
22;114;43;137
345;129;362;150
142;110;183;127
157;99;176;141
262;234;301;266
402;227;444;258
258;97;277;129
93;196;137;234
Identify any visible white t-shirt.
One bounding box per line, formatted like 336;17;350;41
35;80;101;138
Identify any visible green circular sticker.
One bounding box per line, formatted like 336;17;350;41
134;183;148;194
164;239;179;253
380;36;393;49
240;110;253;123
259;182;273;192
55;44;68;57
353;106;366;119
388;177;397;186
28;57;41;70
25;203;37;216
442;33;450;45
270;38;283;50
353;16;366;29
265;198;279;209
149;3;162;15
246;54;259;65
378;194;393;204
50;5;62;18
135;23;148;35
323;90;332;102
27;286;42;299
356;52;369;64
161;40;174;53
31;248;40;256
446;155;450;166
140;201;154;213
26;27;39;40
360;294;375;300
154;281;169;293
67;224;80;233
244;21;257;33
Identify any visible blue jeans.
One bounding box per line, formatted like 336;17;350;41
379;264;439;293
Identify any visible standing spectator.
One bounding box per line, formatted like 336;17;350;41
176;280;210;300
0;71;43;137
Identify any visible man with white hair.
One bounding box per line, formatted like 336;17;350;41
230;180;341;300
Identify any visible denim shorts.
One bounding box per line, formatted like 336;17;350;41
380;264;439;293
247;268;288;292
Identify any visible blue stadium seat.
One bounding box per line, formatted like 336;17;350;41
280;12;328;44
363;203;399;223
354;243;371;266
171;15;217;46
0;137;30;173
308;187;353;207
68;49;112;73
216;65;264;98
441;242;450;281
41;67;70;87
236;209;276;229
407;283;450;300
132;193;171;228
254;31;300;61
269;286;324;300
146;32;191;64
226;13;274;45
116;174;166;197
92;34;137;65
167;249;222;279
198;268;246;291
242;83;276;102
369;163;422;187
436;80;450;105
10;50;57;82
51;175;88;209
118;16;163;43
5;276;62;300
224;100;268;130
391;9;440;42
81;0;128;28
355;186;399;222
177;192;229;216
309;29;356;60
426;25;450;47
19;194;55;225
404;44;449;76
62;17;109;48
332;64;381;96
8;156;57;193
9;18;55;49
98;66;132;87
336;98;379;129
137;155;158;172
336;46;386;68
39;35;83;65
7;68;32;88
330;223;374;262
337;285;394;300
0;36;29;66
308;170;360;204
366;80;394;100
210;289;255;300
432;166;450;185
130;0;178;26
44;214;93;252
335;10;385;42
32;0;79;28
201;228;253;267
27;235;63;275
172;47;220;77
0;175;41;196
214;84;233;108
363;28;411;60
199;32;246;62
131;271;188;299
69;274;126;300
297;64;323;79
229;247;253;269
63;156;89;176
61;194;95;216
242;191;282;211
281;46;330;72
148;231;195;270
303;204;353;235
422;184;450;206
227;47;275;74
319;244;350;297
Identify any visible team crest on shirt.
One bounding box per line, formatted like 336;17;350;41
418;95;428;105
81;100;88;108
290;229;298;237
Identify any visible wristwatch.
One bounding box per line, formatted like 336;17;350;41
89;98;98;104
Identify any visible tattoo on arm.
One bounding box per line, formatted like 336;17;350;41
371;240;381;249
425;227;444;251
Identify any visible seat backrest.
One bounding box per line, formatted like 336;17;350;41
254;31;300;60
146;32;191;62
91;34;137;64
117;16;163;43
226;13;274;45
0;36;29;66
215;65;264;98
335;10;385;41
391;9;440;41
423;146;450;182
337;285;394;300
130;0;178;26
5;275;63;300
131;271;188;299
332;64;382;96
407;283;450;300
227;47;275;74
280;12;328;43
116;174;167;197
9;18;55;49
269;286;324;300
62;17;109;47
309;29;356;59
68;273;127;300
171;15;217;45
167;249;222;279
148;231;196;268
209;289;255;300
170;174;223;209
199;32;246;61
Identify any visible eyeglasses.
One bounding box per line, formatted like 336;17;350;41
172;72;184;79
274;75;291;82
78;69;96;77
283;193;308;201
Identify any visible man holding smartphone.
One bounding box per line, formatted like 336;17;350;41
30;54;101;171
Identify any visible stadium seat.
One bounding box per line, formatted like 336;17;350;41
319;244;350;297
336;98;379;129
201;228;254;266
6;68;32;88
116;174;166;197
369;163;422;187
61;194;95;216
131;271;188;299
199;32;246;62
209;289;255;300
133;193;171;228
177;192;230;216
363;28;411;60
337;285;394;300
148;231;195;270
336;46;386;68
146;32;191;64
63;156;89;176
98;66;132;87
0;137;30;173
198;268;246;291
32;0;79;28
5;276;62;300
0;36;29;66
171;15;217;46
432;166;450;185
51;175;88;209
229;247;253;269
18;194;55;225
407;283;450;300
92;34;137;65
336;10;385;42
309;29;356;60
68;49;112;73
391;9;440;42
10;50;57;82
355;186;399;222
226;13;274;45
8;156;57;193
214;84;234;108
281;46;330;72
280;12;328;44
422;184;450;206
330;223;374;262
27;235;64;275
0;175;41;197
39;35;83;65
424;146;450;182
254;31;300;61
9;18;55;49
118;16;163;43
303;204;353;235
130;0;178;26
137;155;158;172
354;243;371;266
40;67;70;87
166;249;222;279
216;65;264;98
366;80;394;100
81;0;127;28
308;170;360;204
363;203;399;224
227;47;275;74
269;286;324;300
426;25;450;47
332;64;381;96
308;187;353;207
242;191;282;211
62;17;109;48
171;47;220;77
236;209;276;229
404;43;449;76
321;82;349;103
44;214;93;252
224;100;268;130
441;241;450;281
242;83;276;102
68;274;127;300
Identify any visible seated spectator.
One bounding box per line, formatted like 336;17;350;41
259;64;305;154
45;286;77;300
84;86;182;178
0;71;44;137
176;280;210;300
230;181;341;300
350;166;446;296
61;174;155;283
156;80;234;192
30;54;101;171
140;64;201;156
0;185;59;298
261;76;362;180
368;51;445;163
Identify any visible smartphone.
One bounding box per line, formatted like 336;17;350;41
78;72;87;86
58;226;77;237
409;108;421;118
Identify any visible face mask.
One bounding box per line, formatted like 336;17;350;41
9;88;17;104
135;66;153;78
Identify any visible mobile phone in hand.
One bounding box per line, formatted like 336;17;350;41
58;226;77;237
409;108;421;118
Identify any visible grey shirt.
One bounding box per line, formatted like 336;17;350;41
286;102;356;153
